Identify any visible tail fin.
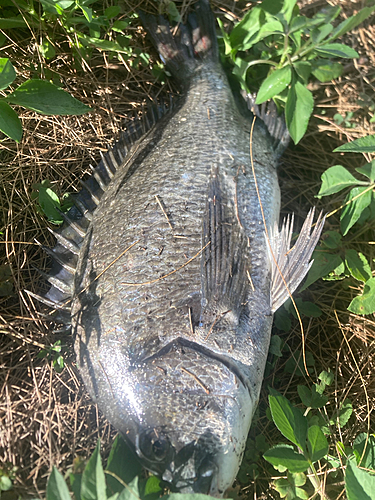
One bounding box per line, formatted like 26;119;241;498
139;0;218;81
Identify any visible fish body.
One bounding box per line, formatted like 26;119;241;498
39;1;324;496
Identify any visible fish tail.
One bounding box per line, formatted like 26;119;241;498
139;0;218;81
245;94;290;157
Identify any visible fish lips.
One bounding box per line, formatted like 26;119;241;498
134;427;218;495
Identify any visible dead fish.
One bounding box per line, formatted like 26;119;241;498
32;0;325;496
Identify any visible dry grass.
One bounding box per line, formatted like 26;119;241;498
1;1;375;499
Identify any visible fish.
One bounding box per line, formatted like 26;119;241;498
32;0;325;496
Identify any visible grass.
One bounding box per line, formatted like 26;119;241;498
1;0;375;499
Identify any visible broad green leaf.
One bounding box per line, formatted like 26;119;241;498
320;231;342;249
289;16;308;33
40;39;56;59
311;60;342;82
112;20;130;33
275;473;308;500
297;385;328;409
232;57;250;92
285;80;313;144
256;67;292;104
260;0;283;15
348;277;375;315
345;457;375;500
319;370;334;387
0;58;16;90
300;252;342;291
338;399;353;427
269;335;283;357
79;5;92;22
6;80;90;115
291;299;322;318
311;24;333;44
217;18;232;56
79;35;132;53
293;62;311;84
345;249;372;283
269;389;308;451
334;134;375;153
307;425;328;462
69;473;82;500
280;0;298;24
356;160;375;182
81;441;107;500
0;17;27;29
341;186;372;235
317;165;362;198
46;467;71;500
353;433;375;469
116;477;140;500
264;444;310;473
37;185;63;224
315;43;359;59
0;100;22;142
328;6;375;42
105;6;121;19
274;305;292;332
229;7;261;50
106;436;142;496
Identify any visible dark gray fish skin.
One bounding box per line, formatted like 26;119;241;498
39;1;324;496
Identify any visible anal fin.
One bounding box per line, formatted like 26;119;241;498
268;208;325;313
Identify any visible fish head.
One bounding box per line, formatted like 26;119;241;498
109;343;255;497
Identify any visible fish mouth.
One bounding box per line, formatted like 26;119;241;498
135;428;218;495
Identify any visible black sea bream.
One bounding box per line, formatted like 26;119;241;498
35;0;324;496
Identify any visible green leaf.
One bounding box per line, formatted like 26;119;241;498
345;249;372;283
6;80;90;115
284;350;315;377
229;7;261;50
291;299;322;318
319;370;334;387
46;467;71;500
280;0;298;24
307;425;328;462
106;436;142;497
269;389;308;451
37;184;63;224
0;17;27;29
105;6;121;19
293;62;311;84
311;24;333;44
300;251;342;291
297;385;328;409
275;472;308;500
345;457;375;500
356;160;375;182
116;477;140;500
112;20;130;33
321;231;342;250
81;441;107;500
79;5;92;22
69;473;82;500
328;6;375;42
338;399;353;427
341;187;372;235
274;306;292;332
311;60;342;82
348;277;375;315
353;433;375;469
317;165;361;198
256;66;292;104
264;444;310;473
40;39;56;59
0;100;22;142
285;80;313;144
0;58;16;90
260;0;283;15
269;335;283;357
315;43;359;59
334;134;375;153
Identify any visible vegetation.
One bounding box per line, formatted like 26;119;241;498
1;0;375;499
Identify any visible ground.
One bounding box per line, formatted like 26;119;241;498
1;1;375;499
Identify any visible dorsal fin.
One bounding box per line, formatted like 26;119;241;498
199;169;249;328
36;99;173;321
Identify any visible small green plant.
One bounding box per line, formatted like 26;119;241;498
333;112;356;129
301;134;375;316
0;462;18;495
264;378;375;500
0;58;90;142
32;179;73;225
37;340;66;373
219;0;374;143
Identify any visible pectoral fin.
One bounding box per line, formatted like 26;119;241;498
267;208;325;313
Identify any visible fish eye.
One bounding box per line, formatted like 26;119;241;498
138;429;170;463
